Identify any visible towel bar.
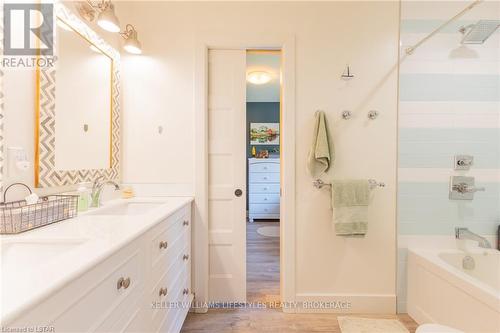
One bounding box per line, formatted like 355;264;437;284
313;179;385;190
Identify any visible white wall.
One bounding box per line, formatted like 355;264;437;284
119;1;400;312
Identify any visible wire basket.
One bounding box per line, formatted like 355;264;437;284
0;183;78;234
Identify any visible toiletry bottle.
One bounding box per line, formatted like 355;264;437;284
77;185;89;212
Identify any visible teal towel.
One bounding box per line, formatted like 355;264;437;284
331;180;370;236
307;111;333;177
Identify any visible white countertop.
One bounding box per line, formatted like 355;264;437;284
0;196;193;324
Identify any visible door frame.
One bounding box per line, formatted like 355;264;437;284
193;33;296;313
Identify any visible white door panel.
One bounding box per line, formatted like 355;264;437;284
207;49;246;302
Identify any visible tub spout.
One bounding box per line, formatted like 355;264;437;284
455;227;492;249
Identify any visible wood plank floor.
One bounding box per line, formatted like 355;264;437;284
246;221;280;303
181;221;418;333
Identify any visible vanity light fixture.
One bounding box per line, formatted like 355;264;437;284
247;71;272;85
77;1;120;33
120;24;142;54
95;1;120;32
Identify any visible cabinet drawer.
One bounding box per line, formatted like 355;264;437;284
249;173;280;183
249;194;280;204
152;245;190;333
249;203;280;215
151;206;191;270
165;276;192;333
248;162;280;173
151;223;190;294
249;184;280;194
48;244;145;332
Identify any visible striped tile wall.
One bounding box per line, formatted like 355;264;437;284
397;1;500;313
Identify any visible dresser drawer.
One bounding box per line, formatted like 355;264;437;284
249;172;280;183
249;194;280;204
249;184;280;194
248;162;280;173
249;203;280;215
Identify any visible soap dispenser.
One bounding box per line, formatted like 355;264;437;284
77;185;90;212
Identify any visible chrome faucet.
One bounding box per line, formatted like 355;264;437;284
455;227;492;249
91;177;120;207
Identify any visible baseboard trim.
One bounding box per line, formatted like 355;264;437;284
293;293;396;314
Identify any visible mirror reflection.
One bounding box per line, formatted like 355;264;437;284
54;18;113;171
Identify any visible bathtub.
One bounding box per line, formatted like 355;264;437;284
407;248;500;333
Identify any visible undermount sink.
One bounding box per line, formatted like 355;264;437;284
1;239;87;276
86;202;163;216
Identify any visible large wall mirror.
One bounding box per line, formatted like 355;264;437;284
36;4;120;187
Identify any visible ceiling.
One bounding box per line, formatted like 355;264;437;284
246;52;281;103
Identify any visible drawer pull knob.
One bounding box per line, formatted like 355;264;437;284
183;220;189;226
159;241;168;249
263;167;268;170
183;288;190;295
263;177;268;180
117;277;131;290
159;287;168;297
264;198;268;201
183;254;190;261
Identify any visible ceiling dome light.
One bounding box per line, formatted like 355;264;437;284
247;71;272;85
97;2;120;33
121;24;142;54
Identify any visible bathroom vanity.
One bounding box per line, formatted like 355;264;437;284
1;197;193;333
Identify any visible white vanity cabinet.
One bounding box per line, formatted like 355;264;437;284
6;201;193;333
248;158;280;221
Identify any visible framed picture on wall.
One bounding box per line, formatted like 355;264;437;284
250;123;280;145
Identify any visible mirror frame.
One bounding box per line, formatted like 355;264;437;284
0;7;4;194
35;3;120;188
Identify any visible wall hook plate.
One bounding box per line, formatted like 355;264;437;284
368;110;379;120
341;110;352;120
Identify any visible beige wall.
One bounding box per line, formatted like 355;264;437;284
119;1;400;312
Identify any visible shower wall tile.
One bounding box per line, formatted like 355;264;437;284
399;74;500;102
399;128;500;168
399;182;500;235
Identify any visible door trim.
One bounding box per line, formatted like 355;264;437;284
194;33;296;313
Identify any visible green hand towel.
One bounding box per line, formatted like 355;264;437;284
331;180;370;236
307;111;333;177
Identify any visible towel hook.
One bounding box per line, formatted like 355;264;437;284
341;110;352;120
367;110;379;120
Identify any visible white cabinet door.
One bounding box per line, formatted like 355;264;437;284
207;49;246;302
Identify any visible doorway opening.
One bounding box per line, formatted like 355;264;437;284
245;50;281;304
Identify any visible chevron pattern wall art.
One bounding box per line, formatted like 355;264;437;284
36;3;121;187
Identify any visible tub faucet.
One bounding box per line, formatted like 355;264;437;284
455;227;492;249
91;177;121;207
